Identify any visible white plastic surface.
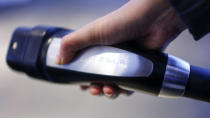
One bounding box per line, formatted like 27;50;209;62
47;37;153;77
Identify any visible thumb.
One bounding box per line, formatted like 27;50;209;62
56;1;134;64
56;19;126;64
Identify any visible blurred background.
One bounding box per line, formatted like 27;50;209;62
0;0;210;118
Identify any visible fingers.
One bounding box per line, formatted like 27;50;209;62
80;83;134;99
90;84;103;95
102;85;134;98
103;85;117;98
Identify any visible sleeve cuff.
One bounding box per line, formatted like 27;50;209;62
168;0;210;40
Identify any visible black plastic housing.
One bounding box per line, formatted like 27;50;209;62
7;26;66;78
184;65;210;102
6;25;210;102
6;26;168;96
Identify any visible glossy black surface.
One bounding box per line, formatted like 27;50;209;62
184;65;210;102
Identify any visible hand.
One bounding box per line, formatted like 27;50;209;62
56;0;186;99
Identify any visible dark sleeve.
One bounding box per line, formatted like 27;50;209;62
168;0;210;40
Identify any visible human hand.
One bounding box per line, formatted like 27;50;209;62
56;0;186;99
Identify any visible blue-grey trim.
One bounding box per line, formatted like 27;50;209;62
159;55;190;98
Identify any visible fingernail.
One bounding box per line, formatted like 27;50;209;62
105;93;113;97
56;56;64;65
56;56;61;64
105;93;118;99
60;57;64;64
90;88;100;96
